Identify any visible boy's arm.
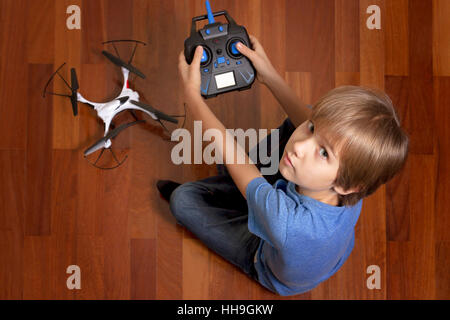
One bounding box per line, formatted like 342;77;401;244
236;38;311;127
264;72;311;128
185;94;262;199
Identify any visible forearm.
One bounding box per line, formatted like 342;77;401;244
184;94;262;198
264;72;311;127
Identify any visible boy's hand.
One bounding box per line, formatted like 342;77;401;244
178;46;204;99
236;35;277;86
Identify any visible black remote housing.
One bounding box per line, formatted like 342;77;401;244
184;10;256;99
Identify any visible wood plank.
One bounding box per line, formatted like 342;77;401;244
26;0;54;64
404;1;434;155
433;0;450;76
335;0;360;72
335;72;360;86
409;0;432;78
23;236;54;299
433;77;450;242
76;148;104;236
0;230;23;299
358;0;387;299
82;0;106;64
209;252;252;299
355;187;387;299
101;159;132;299
385;0;408;76
360;0;385;88
73;236;105;300
407;77;434;154
0;0;28;149
285;72;312;107
156;209;183;299
53;0;82;149
0;150;26;232
182;238;210;299
387;155;436;299
131;239;156;299
287;0;335;102
0;150;25;299
435;241;450;299
385;76;410;241
23;235;76;299
128;135;158;239
50;150;78;236
25;64;54;236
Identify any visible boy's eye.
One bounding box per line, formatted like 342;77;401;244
309;121;329;160
319;147;329;159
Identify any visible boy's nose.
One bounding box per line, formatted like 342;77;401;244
292;137;313;159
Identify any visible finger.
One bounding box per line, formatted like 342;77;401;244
248;35;263;51
191;46;204;67
178;50;188;68
249;34;258;44
178;51;188;79
236;41;254;59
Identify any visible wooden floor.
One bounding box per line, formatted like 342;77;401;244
0;0;449;300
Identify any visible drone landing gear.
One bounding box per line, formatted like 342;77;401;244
160;103;188;141
43;62;83;116
85;146;128;170
83;119;145;170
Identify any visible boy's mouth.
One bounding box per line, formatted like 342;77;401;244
284;153;294;168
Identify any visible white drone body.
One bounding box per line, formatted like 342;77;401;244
43;40;182;169
77;67;158;155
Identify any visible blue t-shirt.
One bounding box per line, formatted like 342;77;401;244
246;177;363;296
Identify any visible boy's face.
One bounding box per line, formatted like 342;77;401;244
279;119;341;196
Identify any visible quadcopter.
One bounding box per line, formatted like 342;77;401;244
43;39;186;169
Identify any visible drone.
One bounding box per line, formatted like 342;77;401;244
43;39;186;169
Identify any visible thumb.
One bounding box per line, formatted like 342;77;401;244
236;42;254;59
191;46;204;67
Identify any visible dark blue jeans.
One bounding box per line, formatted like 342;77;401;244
169;118;296;281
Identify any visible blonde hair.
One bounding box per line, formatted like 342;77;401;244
310;85;409;207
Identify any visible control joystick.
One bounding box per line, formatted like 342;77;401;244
200;46;212;66
227;38;246;59
184;0;256;99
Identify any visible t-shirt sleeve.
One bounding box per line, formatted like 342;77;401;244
246;177;296;249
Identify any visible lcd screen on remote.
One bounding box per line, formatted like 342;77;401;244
214;71;236;89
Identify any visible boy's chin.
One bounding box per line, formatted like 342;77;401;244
279;166;296;183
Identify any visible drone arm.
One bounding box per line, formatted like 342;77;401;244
121;67;130;92
77;93;100;109
127;104;158;121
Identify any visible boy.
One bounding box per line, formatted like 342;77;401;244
157;35;409;296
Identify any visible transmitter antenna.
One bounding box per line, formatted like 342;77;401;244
205;0;215;24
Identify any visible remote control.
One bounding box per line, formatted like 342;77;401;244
184;0;256;99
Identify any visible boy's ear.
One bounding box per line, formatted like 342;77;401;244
333;185;359;196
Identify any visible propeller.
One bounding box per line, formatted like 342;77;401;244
84;120;145;157
130;100;178;124
102;50;146;79
70;68;79;116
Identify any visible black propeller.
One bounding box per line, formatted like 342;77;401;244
84;120;145;156
130;100;178;124
102;50;146;79
70;68;79;116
